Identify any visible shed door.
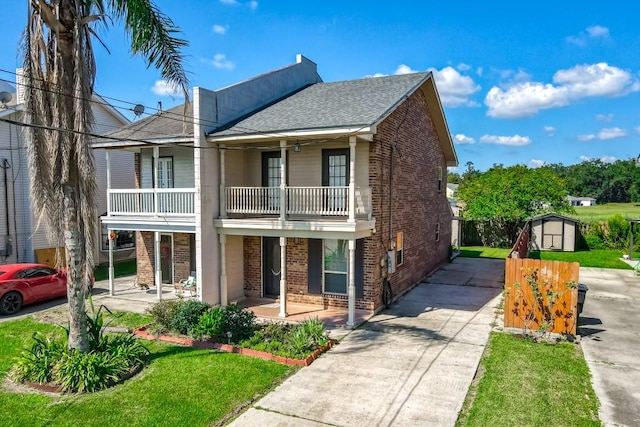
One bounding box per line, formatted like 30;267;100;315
542;220;563;250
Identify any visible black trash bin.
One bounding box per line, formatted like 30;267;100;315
577;284;588;315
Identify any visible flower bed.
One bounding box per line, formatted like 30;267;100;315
142;300;335;366
132;325;334;366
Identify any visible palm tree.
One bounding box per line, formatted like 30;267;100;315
22;0;189;351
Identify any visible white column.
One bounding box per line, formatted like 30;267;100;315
105;150;111;215
347;239;356;327
108;228;114;296
348;136;356;222
153;146;159;216
279;236;288;317
280;140;287;220
219;144;227;219
154;231;162;300
219;233;228;306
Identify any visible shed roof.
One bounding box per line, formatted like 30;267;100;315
531;213;580;223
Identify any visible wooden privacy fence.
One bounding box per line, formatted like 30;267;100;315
504;258;579;335
508;222;530;259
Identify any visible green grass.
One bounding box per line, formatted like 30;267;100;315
571;202;640;221
457;332;600;427
459;246;511;259
529;249;633;270
0;318;292;427
93;259;137;282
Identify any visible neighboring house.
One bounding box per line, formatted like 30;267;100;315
567;195;596;207
0;76;134;266
450;202;462;247
96;54;458;324
530;213;579;252
446;183;458;200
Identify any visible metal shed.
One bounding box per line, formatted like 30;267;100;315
530;213;579;252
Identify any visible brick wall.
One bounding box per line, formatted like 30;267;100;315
136;231;192;286
244;236;261;297
367;87;452;308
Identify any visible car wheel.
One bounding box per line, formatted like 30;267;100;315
0;292;23;315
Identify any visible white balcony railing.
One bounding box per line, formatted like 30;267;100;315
108;189;196;217
225;186;372;218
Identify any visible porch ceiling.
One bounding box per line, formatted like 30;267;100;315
101;216;196;233
214;217;375;240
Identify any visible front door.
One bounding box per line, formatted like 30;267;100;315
262;152;281;211
157;157;174;188
322;149;349;212
263;237;281;297
160;234;173;284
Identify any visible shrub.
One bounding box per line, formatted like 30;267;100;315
606;214;630;250
190;307;224;341
219;305;257;343
147;300;182;333
584;234;606;250
171;300;211;335
298;317;328;346
11;332;66;384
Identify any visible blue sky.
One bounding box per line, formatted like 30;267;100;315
1;0;639;171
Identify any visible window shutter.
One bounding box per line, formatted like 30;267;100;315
308;239;322;294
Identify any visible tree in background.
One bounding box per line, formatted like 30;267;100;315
23;0;189;351
458;165;571;245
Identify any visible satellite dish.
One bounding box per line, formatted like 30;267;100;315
133;104;145;117
0;91;12;105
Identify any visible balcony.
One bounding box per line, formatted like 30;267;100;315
108;189;196;217
224;186;372;219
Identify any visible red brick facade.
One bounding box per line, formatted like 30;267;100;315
239;88;451;312
136;231;193;286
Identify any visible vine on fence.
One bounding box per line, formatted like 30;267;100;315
504;267;577;337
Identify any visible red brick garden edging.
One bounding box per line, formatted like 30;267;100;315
132;325;334;367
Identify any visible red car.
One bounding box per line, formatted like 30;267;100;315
0;263;67;315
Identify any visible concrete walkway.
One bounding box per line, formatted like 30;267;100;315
579;267;640;427
229;258;504;427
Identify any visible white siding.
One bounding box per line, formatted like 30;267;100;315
139;146;194;189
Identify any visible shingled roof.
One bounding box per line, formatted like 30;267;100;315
99;102;193;144
207;72;430;139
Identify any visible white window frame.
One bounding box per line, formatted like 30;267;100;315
396;231;404;267
437;166;443;193
436;223;440;242
322;239;348;295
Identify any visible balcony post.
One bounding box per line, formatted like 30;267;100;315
348;136;356;222
280;140;287;220
279;236;288;317
219;233;228;306
347;239;356;327
219;144;227;219
108;227;114;296
153;146;159;216
154;231;162;300
106;150;111;215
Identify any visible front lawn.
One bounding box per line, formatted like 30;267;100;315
0;318;292;426
459;246;510;259
529;249;632;270
457;332;600;427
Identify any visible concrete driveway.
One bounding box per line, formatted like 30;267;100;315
230;257;504;427
579;267;640;427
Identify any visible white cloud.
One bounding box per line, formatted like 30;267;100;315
428;66;481;107
529;159;545;168
212;24;228;35
454;134;476;144
479;134;531;146
578;127;628;141
249;0;258;10
544;125;555;136
456;63;471;72
447;166;459;173
595;113;613;122
485;63;640;118
567;25;610;46
476;67;483;77
580;154;618;163
151;80;183;97
220;0;237;4
598;127;627;139
395;64;418;75
205;53;236;70
635;126;640;133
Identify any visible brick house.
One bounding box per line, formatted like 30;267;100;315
96;55;457;325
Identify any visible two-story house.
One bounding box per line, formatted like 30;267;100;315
96;55;457;326
0;76;134;267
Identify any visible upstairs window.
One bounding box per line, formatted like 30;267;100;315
437;166;443;193
396;232;404;266
436;223;440;242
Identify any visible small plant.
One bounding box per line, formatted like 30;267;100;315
190;307;224;341
219;305;257;343
11;332;66;384
146;300;182;333
171;300;211;335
